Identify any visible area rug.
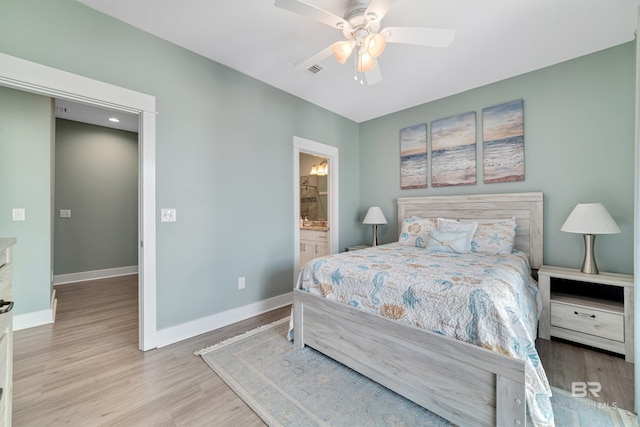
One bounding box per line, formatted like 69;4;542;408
196;318;637;427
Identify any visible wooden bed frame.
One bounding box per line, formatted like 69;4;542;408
293;192;543;426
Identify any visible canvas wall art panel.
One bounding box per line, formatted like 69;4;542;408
482;99;525;183
400;123;427;189
431;112;477;187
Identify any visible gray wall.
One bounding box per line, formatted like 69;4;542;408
0;86;53;314
54;119;138;275
0;0;361;327
360;43;635;274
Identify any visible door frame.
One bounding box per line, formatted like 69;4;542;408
0;52;157;351
293;136;339;283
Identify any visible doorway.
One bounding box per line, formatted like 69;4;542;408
293;136;339;284
53;107;139;285
0;52;157;350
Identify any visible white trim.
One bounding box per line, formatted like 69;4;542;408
0;52;157;351
139;110;157;351
293;136;340;286
634;6;640;413
155;292;293;348
53;266;138;285
14;309;54;331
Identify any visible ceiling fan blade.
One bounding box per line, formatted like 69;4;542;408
382;27;456;48
275;0;350;30
294;43;335;71
365;59;382;85
365;0;396;22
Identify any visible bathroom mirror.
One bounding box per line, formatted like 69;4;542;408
300;153;328;221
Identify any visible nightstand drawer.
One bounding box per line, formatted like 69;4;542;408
551;300;624;342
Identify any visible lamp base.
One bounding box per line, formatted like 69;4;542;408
371;224;378;247
581;233;598;274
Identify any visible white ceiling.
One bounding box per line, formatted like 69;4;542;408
55;99;139;132
77;0;639;123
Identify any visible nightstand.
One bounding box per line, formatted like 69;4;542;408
538;265;634;362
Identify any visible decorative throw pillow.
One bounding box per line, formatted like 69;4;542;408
461;218;517;254
426;229;474;254
398;216;438;248
437;218;479;236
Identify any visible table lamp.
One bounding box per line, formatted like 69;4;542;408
363;207;387;247
560;203;621;274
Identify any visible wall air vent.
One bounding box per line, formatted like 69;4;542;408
306;64;324;75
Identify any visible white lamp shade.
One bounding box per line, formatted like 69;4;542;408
560;203;621;234
363;207;387;225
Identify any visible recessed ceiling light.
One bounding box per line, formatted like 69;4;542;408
108;117;120;123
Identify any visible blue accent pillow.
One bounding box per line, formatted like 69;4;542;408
426;229;474;254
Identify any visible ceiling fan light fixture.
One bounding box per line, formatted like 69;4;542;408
332;40;355;64
357;49;376;72
365;32;386;57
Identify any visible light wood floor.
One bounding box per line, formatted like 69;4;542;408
537;337;635;411
13;275;635;426
13;274;287;426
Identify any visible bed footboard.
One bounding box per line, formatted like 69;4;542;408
293;288;527;426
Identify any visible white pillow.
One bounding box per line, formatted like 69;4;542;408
437;218;479;236
398;216;438;248
426;229;474;253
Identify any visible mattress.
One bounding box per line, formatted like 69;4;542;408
298;242;554;426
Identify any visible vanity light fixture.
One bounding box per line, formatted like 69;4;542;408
108;117;120;123
310;161;328;176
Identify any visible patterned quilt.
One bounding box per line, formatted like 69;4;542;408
298;243;555;426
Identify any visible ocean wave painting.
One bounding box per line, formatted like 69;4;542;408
400;123;427;189
431;111;477;187
483;100;524;183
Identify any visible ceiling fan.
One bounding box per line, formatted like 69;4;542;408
274;0;456;85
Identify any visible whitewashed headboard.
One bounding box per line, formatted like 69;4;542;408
397;192;543;269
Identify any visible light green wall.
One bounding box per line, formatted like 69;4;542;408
359;43;635;274
0;0;360;329
0;0;633;329
0;86;53;315
54;119;138;275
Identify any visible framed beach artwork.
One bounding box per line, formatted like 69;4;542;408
400;123;427;189
482;99;524;183
431;112;477;187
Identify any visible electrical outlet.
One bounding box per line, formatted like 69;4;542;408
238;277;245;290
12;208;25;222
160;208;176;222
60;209;71;218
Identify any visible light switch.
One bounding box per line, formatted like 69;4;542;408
161;208;176;222
60;209;71;218
12;208;25;222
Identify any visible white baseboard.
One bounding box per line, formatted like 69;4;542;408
54;266;138;285
155;292;293;348
14;309;54;331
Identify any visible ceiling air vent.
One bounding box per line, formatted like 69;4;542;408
306;64;324;75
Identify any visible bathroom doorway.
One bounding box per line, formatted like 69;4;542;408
293;137;339;284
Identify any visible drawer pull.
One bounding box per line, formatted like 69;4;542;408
574;310;595;319
0;300;14;314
